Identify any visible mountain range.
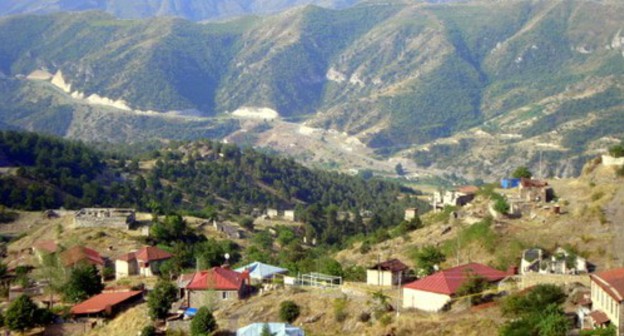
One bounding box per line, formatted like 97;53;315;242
0;0;622;178
0;0;360;21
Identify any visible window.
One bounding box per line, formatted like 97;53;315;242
222;291;228;300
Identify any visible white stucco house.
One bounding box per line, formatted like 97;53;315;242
402;262;508;312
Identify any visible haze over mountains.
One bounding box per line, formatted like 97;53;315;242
0;0;361;21
0;0;622;178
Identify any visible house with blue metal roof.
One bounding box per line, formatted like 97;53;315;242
237;322;304;336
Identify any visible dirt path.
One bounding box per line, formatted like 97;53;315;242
607;187;624;267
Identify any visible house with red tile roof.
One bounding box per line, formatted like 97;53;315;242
71;290;143;317
589;268;624;334
367;259;409;287
402;263;507;312
179;267;251;307
115;246;172;279
61;246;104;270
33;240;58;262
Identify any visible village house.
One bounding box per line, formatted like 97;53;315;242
602;154;624;166
74;208;135;229
402;263;508;312
61;246;104;271
367;259;409;287
520;247;587;275
404;208;418;221
235;261;288;284
213;220;244;239
519;178;554;202
588;268;624;335
179;267;251;308
115;246;172;279
71;290;144;318
283;210;295;221
432;186;479;211
32;240;58;262
266;209;279;218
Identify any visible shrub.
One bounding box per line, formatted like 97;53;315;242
279;300;300;323
608;144;624;158
379;314;393;326
359;241;371;254
190;307;218;336
140;325;157;336
4;295;51;331
333;296;348;322
358;312;371;323
494;197;510;214
512;166;532;179
148;280;178;322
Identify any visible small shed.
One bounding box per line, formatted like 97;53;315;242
367;259;409;287
501;178;521;189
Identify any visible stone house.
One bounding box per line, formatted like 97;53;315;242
404;208;418;221
74;208;135;229
179;267;251;308
520;247;587;275
432;186;479;211
115;246;172;279
519;178;554;203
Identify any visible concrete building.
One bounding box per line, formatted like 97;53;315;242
519;178;554;203
402;263;507;312
115;246;173;279
404;208;418;221
588;268;624;334
74;208;135;229
432;186;479;211
283;210;296;221
367;259;408;287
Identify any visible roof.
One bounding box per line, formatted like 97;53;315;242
116;252;136;262
61;246;104;267
135;246;172;262
33;240;58;253
235;262;288;280
368;259;408;272
185;267;248;291
403;263;507;296
456;185;479;194
520;178;549;188
589;310;610;325
71;291;143;315
236;323;304;336
591;268;624;303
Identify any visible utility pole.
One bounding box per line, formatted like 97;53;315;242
396;271;402;318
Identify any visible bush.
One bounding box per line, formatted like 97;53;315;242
608;144;624;158
140;325;157;336
412;245;445;275
279;300;300;323
494;197;510;214
4;295;51;331
333;296;348;322
358;312;371;323
379;314;393;326
148;280;178;321
190;307;218;336
512;166;532;179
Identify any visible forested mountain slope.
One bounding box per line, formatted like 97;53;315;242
0;0;622;177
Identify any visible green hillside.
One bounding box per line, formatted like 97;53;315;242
0;1;622;177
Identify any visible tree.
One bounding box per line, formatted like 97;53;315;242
62;264;103;303
147;280;177;322
394;163;405;176
456;275;490;305
512;166;532;179
190;307;218;336
261;323;274;336
239;216;254;231
500;285;569;336
412;245;445;275
4;295;48;331
493;197;510;214
279;300;300;323
608;144;624;158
